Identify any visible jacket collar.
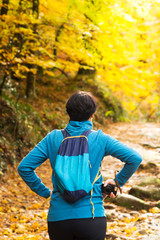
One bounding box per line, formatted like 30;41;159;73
65;120;92;136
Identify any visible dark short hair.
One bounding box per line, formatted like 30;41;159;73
66;91;97;121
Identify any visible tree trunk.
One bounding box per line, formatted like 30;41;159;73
53;23;64;60
32;0;39;17
77;66;96;76
0;73;7;96
9;0;25;84
25;0;39;99
0;1;10;94
25;70;35;98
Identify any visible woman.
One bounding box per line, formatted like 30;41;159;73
18;91;142;240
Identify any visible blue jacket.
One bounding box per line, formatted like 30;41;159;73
18;120;142;221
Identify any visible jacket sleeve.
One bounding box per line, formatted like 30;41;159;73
105;135;142;187
17;134;51;198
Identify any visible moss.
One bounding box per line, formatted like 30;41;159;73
0;96;50;173
106;193;150;210
138;177;160;187
129;186;160;201
156;201;160;208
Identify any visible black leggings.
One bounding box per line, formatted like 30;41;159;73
48;217;106;240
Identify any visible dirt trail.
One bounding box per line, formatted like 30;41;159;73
0;122;160;240
102;122;160;240
102;122;160;181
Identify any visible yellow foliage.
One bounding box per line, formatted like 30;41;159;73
0;0;160;118
29;203;41;210
149;207;160;213
125;227;137;235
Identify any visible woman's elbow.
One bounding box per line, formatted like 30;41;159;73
17;163;24;176
136;153;143;165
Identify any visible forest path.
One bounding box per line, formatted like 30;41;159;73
102;122;160;183
0;122;160;240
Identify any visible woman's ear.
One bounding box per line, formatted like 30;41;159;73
89;114;94;121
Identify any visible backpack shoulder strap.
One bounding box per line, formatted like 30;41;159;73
81;129;92;137
61;129;70;138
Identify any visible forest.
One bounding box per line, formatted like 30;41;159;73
0;0;160;239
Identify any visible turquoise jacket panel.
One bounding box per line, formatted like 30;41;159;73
18;120;142;221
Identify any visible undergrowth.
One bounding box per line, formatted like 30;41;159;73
0;74;124;173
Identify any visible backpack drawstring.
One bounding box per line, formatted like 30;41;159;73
90;189;95;218
90;167;102;219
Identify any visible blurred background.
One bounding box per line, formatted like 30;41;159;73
0;1;160;239
0;0;160;170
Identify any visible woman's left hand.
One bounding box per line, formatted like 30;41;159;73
103;179;117;199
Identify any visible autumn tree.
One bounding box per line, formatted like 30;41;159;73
0;0;160;118
0;0;10;95
25;0;39;98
